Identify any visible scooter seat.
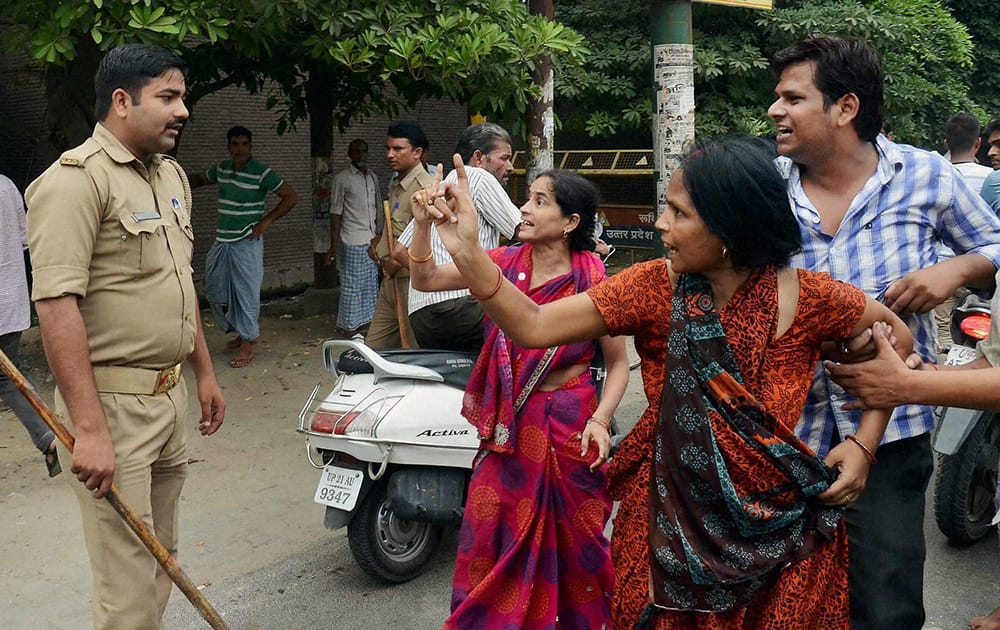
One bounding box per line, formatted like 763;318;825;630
336;348;478;390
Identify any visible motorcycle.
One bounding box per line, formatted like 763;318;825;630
297;338;625;583
932;291;999;544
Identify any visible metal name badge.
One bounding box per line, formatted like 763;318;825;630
131;211;161;222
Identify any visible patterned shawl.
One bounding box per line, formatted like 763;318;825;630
648;269;842;613
462;244;606;454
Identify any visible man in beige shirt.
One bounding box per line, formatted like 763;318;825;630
25;44;225;630
366;121;433;348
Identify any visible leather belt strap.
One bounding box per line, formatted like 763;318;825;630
91;364;183;396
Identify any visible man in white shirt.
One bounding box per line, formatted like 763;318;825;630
945;113;993;191
395;123;520;351
325;139;381;338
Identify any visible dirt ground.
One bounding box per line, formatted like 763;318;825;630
1;306;345;629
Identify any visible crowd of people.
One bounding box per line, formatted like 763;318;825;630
3;32;1000;630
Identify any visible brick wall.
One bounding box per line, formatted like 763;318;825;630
0;52;469;292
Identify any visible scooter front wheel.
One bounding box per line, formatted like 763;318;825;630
933;411;1000;544
347;480;444;583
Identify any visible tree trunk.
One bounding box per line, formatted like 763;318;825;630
306;64;338;289
526;0;555;191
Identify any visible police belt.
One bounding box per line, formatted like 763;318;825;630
91;363;183;396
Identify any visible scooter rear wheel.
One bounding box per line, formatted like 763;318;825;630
347;480;444;583
933;411;1000;544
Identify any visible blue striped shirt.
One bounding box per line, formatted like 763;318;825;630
779;135;1000;457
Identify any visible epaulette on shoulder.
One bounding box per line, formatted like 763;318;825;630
58;138;102;168
160;153;177;162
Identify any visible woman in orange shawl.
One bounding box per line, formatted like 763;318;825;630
413;138;914;629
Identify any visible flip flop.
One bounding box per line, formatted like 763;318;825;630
229;354;254;368
45;445;62;478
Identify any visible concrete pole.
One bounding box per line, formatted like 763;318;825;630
651;1;694;257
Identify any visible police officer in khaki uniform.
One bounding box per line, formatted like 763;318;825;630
25;44;225;630
366;121;432;348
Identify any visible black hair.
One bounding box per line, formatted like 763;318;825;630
387;120;429;151
985;119;1000;140
227;125;252;143
772;36;884;143
534;170;598;253
944;113;981;154
347;138;368;152
454;123;513;164
94;44;187;121
680;137;802;269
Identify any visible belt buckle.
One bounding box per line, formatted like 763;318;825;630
153;364;182;395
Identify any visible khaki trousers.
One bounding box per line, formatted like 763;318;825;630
56;378;189;630
366;275;417;349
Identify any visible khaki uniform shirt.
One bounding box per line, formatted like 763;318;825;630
376;163;433;279
26;123;197;369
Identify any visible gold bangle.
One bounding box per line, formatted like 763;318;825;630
586;418;610;431
469;264;504;301
845;434;878;466
407;249;434;263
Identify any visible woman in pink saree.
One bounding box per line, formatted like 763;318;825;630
409;168;629;630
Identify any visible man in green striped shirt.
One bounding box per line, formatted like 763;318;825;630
189;126;298;367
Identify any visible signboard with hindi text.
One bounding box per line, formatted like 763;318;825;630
693;0;772;9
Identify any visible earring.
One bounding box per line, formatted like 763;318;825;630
721;246;729;259
562;230;569;241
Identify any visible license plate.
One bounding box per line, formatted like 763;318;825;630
944;344;978;367
313;465;364;511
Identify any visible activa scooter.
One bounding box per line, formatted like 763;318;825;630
297;340;478;583
297;338;622;583
933;291;999;544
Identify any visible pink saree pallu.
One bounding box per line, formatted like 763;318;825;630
443;374;613;630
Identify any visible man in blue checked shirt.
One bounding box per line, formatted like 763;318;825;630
768;36;1000;630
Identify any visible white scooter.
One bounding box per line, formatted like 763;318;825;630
297;340;479;583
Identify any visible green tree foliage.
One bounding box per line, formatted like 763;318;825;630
942;0;1000;120
3;0;586;142
555;0;978;148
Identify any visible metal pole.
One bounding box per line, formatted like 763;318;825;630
651;1;694;257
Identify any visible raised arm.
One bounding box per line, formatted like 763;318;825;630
414;155;610;347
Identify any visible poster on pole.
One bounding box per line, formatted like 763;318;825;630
693;0;772;9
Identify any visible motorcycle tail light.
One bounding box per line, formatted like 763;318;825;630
959;314;991;340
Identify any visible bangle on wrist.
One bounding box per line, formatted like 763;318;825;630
408;249;434;263
586;417;610;431
469;264;504;301
845;434;878;465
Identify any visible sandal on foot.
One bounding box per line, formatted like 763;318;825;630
229;354;254;368
45;445;62;478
